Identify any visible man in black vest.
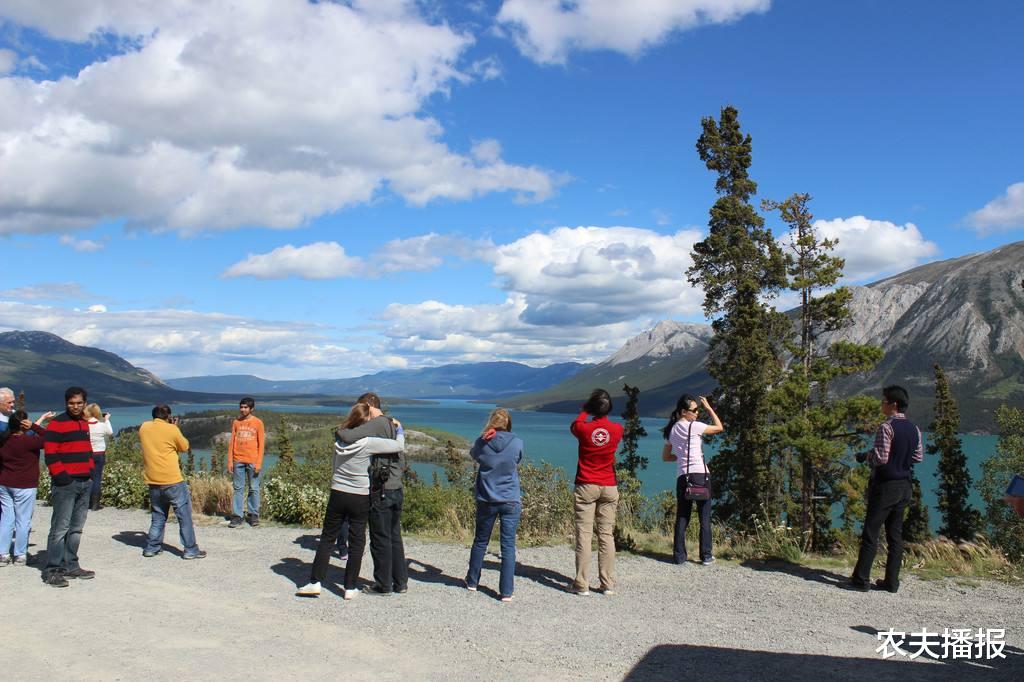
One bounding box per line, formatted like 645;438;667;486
850;385;923;593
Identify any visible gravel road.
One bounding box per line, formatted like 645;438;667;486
3;503;1022;681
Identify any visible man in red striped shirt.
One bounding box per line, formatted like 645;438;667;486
42;386;95;588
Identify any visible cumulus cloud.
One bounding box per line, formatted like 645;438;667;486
59;235;105;252
0;300;407;379
807;216;940;282
496;0;770;64
0;1;561;236
965;182;1024;235
0;49;16;74
373;225;706;364
222;233;490;280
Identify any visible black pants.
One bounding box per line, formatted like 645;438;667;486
310;490;369;589
674;474;712;563
852;478;912;588
368;488;408;592
90;454;106;504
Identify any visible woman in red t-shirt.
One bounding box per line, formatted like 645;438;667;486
0;409;56;564
569;389;623;595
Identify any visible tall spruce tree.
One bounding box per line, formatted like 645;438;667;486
903;475;931;544
275;415;295;464
686;105;788;524
929;363;981;541
762;193;883;549
617;384;648;477
979;405;1024;563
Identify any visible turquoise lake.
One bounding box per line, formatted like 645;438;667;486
104;399;998;532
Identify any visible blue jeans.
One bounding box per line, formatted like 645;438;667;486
231;463;261;519
46;479;91;573
466;500;521;598
90;454;106;502
146;482;200;556
0;486;37;557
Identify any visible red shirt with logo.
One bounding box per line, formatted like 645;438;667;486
570;411;623;486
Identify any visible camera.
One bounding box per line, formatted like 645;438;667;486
855;451;867;464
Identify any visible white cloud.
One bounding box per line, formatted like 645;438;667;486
222;233;490;280
809;216;940;282
374;225;706;363
497;0;770;64
0;300;406;379
87;304;107;313
965;182;1024;235
59;234;105;252
0;282;97;301
468;56;503;80
0;1;560;236
0;49;15;75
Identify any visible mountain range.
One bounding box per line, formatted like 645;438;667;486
505;241;1024;431
2;242;1020;431
166;361;589;399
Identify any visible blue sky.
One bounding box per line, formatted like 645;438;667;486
0;0;1022;379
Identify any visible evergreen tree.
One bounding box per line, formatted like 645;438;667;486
687;105;788;524
185;448;195;477
903;474;931;544
929;363;981;541
762;193;883;548
211;439;227;475
444;439;473;489
617;384;648;477
275;416;295;464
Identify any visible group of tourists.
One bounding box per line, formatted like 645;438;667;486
0;380;932;599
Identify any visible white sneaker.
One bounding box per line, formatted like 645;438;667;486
296;582;321;597
570;587;591;596
343;588;360;600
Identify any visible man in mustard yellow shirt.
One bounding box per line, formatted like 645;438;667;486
228;397;265;528
139;405;205;559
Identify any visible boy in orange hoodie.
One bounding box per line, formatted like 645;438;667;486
228;397;265;528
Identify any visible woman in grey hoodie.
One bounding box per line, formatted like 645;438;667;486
465;408;523;602
297;403;404;599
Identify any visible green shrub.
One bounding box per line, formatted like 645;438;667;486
519;461;573;543
262;477;328;526
37;463;51;504
101;459;149;509
403;474;475;538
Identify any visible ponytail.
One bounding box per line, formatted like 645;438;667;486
662;394;697;440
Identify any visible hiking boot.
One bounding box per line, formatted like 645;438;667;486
296;582;322;597
45;570;69;588
247;514;260;528
65;567;96;580
228;516;243;528
183;550;207;560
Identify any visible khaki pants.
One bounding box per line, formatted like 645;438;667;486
573;484;619;591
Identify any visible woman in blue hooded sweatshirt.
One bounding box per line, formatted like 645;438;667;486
465;408;523;602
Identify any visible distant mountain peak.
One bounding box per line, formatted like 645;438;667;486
604;320;712;366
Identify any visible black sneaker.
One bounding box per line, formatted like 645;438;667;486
874;579;898;593
64;567;96;580
45;570;69;588
143;550;161;558
363;584;393;596
183;550;207;560
847;579;870;592
228;516;243;528
394;585;408;594
247;514;260;528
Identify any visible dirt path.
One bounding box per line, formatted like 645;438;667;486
3;504;1022;680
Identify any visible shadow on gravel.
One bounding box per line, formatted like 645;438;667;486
501;560;573;592
407;558;465;589
271;557;345;597
851;625;1024;670
739;558;847;586
112;531;184;558
292;534;320;552
627;548;676;565
624;643;1023;681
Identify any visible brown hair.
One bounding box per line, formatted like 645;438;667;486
344;403;372;429
356;392;381;409
85;403;103;420
482;408;512;435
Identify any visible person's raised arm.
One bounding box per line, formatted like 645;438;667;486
700;396;724;436
361;430;406;457
570;409;589;437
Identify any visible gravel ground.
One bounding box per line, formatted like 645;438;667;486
3;503;1023;681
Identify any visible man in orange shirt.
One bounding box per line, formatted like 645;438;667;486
228;397;265;528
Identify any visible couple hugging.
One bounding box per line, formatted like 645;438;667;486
298;392;408;599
